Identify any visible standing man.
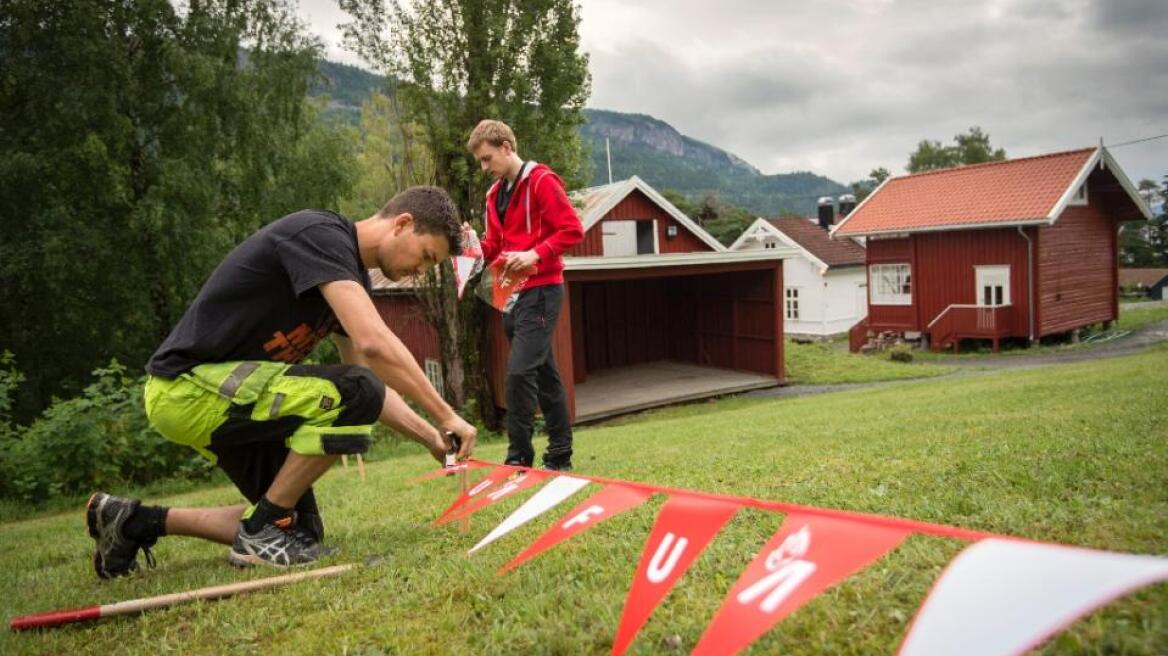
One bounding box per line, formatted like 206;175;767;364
86;186;477;577
467;119;583;471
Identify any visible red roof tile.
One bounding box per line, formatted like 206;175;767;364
834;148;1096;237
767;217;866;267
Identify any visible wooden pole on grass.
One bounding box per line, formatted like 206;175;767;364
9;564;354;631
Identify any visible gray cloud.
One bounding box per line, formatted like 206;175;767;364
296;0;1168;186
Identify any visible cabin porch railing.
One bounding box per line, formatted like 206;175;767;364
927;304;1013;353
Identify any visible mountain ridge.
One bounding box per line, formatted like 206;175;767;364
313;60;848;216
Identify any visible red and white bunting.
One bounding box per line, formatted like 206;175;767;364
499;484;654;574
432;465;516;525
693;513;910;656
435;470;551;527
408;461;492;485
611;495;740;656
469;476;591;554
899;538;1168;656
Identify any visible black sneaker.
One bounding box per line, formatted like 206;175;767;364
86;492;157;579
228;515;322;568
294;512;339;558
542;461;573;472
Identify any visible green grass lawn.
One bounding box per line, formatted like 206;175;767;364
784;338;955;384
3;347;1166;654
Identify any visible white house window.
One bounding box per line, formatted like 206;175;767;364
870;263;912;305
1069;183;1088;206
424;358;444;397
785;287;800;320
765;240;777;249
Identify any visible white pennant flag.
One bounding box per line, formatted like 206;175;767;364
469;476;591;554
900;538;1168;656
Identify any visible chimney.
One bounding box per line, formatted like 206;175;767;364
816;196;835;231
838;193;856;220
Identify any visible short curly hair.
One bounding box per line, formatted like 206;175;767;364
378;186;463;256
466;119;517;152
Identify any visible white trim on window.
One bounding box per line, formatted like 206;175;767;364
1068;182;1088;206
870;263;912;306
785;287;800;320
424;358;444;397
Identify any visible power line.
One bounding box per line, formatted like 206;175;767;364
1107;133;1168;148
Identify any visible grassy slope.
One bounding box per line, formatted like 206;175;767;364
3;348;1166;654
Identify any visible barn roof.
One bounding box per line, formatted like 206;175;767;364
1119;268;1168;289
731;216;865;270
832;146;1152;238
571;176;726;252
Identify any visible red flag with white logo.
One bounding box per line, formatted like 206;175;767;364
433;465;523;525
611;495;740;656
499;484;654;573
435;469;551;526
692;513;910;656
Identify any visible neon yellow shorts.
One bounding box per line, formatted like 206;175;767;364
144;361;385;462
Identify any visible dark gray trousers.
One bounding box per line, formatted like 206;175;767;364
502;284;573;467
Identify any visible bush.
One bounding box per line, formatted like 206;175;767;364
0;359;212;503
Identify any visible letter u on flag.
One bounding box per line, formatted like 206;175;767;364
499;484;654;574
692;513;910;656
435;469;550;527
611;494;741;656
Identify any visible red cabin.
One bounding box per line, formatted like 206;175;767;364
372;176;793;423
833;147;1152;352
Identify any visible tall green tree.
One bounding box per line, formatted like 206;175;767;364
907;126;1006;173
0;0;357;419
1121;177;1168;267
339;0;591;426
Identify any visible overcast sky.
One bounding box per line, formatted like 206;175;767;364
298;0;1166;188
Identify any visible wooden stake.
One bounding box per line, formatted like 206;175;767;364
9;564;354;631
356;454;366;482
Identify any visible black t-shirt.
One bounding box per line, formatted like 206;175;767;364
148;209;371;377
494;161;529;223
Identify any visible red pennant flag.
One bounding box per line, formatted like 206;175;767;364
433;465;515;525
499;484;654;573
611;495;740;656
409;460;491;484
435;469;551;526
693;513;910;656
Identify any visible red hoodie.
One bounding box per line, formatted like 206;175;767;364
481;162;584;289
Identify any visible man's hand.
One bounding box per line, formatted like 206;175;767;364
422;427;448;464
440;415;477;460
503;249;539;276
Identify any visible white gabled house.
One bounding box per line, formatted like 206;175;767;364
730;214;868;337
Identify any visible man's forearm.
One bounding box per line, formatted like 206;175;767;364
365;331;455;423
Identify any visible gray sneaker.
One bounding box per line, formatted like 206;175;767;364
86;492;157;579
228;516;322;568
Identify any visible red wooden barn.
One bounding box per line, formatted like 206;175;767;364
832;146;1152;352
372;175;793;423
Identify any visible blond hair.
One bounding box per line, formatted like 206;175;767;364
466;119;517;152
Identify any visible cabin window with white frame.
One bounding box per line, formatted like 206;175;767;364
1068;183;1088;206
785;287;800;320
870;263;912;305
424;358;444;397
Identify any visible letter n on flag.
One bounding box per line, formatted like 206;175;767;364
435;468;548;526
611;494;741;656
499;484;653;574
692;513;910;656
